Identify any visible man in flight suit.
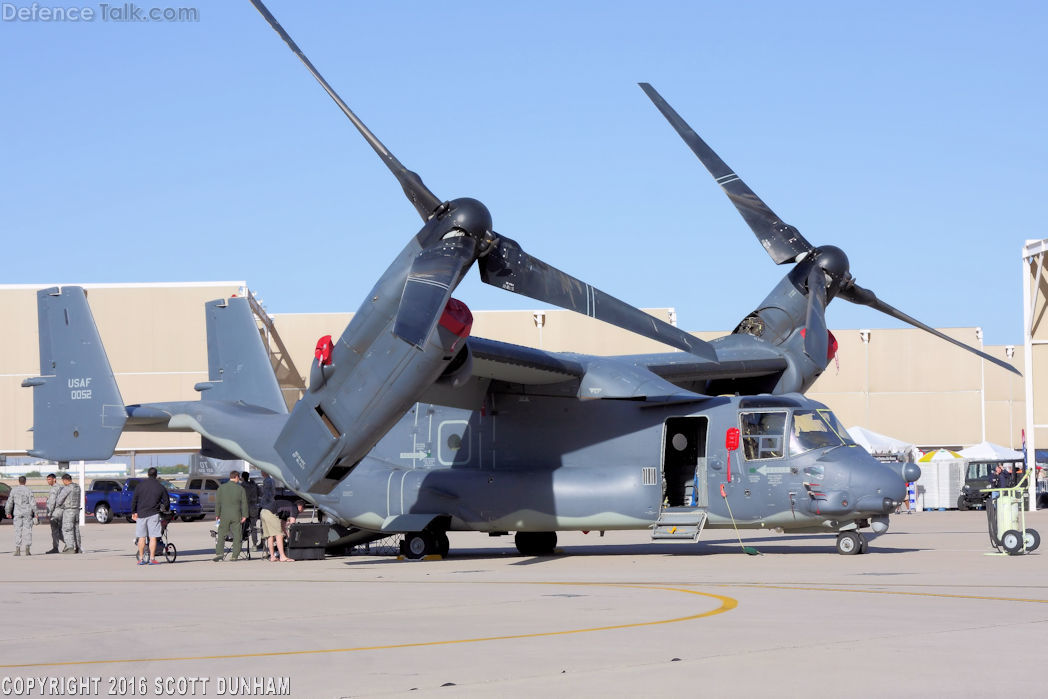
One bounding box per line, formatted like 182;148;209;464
213;471;248;561
5;476;36;556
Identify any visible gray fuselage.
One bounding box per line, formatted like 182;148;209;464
302;392;905;536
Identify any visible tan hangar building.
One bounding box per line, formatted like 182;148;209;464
0;278;1029;461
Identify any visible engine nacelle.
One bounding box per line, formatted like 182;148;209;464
275;295;473;495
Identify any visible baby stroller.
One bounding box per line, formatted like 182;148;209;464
159;512;177;562
133;511;177;563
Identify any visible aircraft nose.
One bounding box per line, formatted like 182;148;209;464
803;447;910;517
851;455;908;514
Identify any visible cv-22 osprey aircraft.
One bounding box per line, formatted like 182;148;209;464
23;0;1016;557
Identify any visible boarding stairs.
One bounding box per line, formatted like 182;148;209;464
652;507;708;540
652;482;708;540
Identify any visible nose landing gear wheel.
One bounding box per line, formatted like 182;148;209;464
835;531;863;555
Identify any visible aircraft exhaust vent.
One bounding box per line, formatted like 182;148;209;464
642;466;658;486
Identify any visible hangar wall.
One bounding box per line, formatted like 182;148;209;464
0;282;1026;458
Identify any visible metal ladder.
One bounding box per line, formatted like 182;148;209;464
652;507;708;540
246;290;307;409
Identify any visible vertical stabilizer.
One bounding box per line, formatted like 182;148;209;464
21;286;127;461
195;297;287;414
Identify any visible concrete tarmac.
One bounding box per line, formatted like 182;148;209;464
1;511;1045;698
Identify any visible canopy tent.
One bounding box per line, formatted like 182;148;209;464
914;450;966;509
918;449;963;462
847;426;916;457
957;441;1023;460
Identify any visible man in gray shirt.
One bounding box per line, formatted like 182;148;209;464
131;467;170;565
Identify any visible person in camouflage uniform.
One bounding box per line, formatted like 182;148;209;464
5;476;36;556
55;473;82;554
44;473;65;554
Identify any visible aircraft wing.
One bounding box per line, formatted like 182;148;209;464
419;335;792;410
469;337;586;384
643;355;790;385
420;337;716;407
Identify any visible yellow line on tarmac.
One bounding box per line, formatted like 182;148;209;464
0;583;737;670
723;582;1048;604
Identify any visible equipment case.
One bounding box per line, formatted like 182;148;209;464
287;523;329;560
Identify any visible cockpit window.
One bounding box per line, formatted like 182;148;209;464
789;409;856;455
818;409;855;445
739;410;787;460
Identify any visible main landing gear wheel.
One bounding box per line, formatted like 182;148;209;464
515;531;557;556
1001;529;1024;555
401;531;436;560
1023;529;1040;553
164;543;177;563
835;531;864;555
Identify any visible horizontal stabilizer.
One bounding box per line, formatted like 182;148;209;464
21;286;127;461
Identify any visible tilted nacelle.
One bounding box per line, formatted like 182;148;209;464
273;230;475;494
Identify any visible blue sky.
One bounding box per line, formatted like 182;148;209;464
2;1;1044;346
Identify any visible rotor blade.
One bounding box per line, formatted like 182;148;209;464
479;234;717;361
248;0;442;221
803;266;828;363
638;83;813;265
394;236;477;348
839;282;1021;376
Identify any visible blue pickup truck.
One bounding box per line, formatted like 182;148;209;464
86;478;203;524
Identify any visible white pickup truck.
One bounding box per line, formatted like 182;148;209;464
182;476;301;516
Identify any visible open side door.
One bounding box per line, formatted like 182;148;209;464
653;416;709;540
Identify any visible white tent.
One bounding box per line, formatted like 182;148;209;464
957;441;1023;460
847;426;915;457
918;448;963;462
